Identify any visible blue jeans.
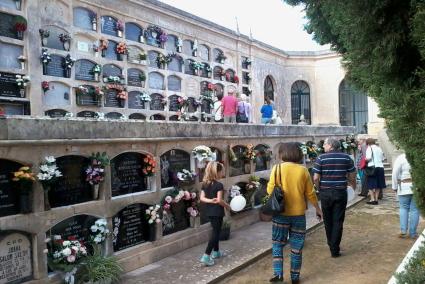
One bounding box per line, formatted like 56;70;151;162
261;117;271;124
272;215;306;281
398;194;419;237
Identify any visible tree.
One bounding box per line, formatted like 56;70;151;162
283;0;425;213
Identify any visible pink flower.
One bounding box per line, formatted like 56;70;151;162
163;203;170;210
187;207;193;213
184;191;191;200
155;219;161;224
67;255;76;263
165;196;172;203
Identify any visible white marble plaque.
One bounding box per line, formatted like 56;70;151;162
0;233;32;284
77;41;89;52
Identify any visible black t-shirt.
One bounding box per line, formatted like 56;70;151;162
202;181;225;217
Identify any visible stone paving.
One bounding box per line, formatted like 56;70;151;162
120;192;364;284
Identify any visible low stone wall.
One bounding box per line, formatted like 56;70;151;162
0;118;354;283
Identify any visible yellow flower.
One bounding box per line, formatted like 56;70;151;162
20;166;30;171
14;171;24;177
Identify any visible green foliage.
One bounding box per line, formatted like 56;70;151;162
90;152;110;167
78;252;123;283
395;239;425;284
283;0;425;214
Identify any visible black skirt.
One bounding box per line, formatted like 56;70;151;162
366;167;386;189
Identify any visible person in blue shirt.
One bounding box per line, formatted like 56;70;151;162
261;97;273;124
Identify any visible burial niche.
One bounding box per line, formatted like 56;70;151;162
128;91;146;109
45;109;69;118
100;15;118;37
75;85;101;106
162;198;190;236
148;72;164;90
129;113;146;120
254;144;271;172
160;149;191;188
0;159;24;217
46;214;97;244
112;203;151;251
150;114;165;121
230;145;250;177
104;40;118;60
77;110;96;118
105;112;123;119
39;26;69;51
111;152;151;197
74;59;96;81
0;12;26;40
45;55;66;78
168;94;180;112
73;7;96;31
127;68;145;87
0;71;23;98
149;93;165;111
42;81;71;106
48;155;91;208
125;22;143;43
0;231;32;283
0;42;23;70
167;75;181;92
165;34;177;53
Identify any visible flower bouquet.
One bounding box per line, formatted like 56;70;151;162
90;218;109;244
142;155;156;177
37;156;62;209
41;81;50;93
63;55;75;78
116;20;124;37
40;48;51;74
47;235;88;273
14;15;27;39
138;91;151;102
91;64;102;81
216;50;227;63
244;144;257;161
99;37;109;57
15;75;30;96
86;152;109;199
192;145;216;168
145;205;161;225
39;29;50;46
116;42;127;61
161;189;198;218
177;169;197;182
59;33;72;51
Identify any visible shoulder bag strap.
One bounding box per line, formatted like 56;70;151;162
274;164;280;186
370;147;375;166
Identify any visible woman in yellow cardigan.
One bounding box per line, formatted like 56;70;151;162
267;142;322;284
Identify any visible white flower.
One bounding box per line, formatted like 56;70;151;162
45;238;51;243
146;209;151;214
53;235;62;240
53;251;61;259
165;196;172;203
155;204;160;209
45;156;56;163
149;206;154;210
190;210;198;217
67;255;76;263
80;247;87;254
94;236;102;243
71;246;79;252
62;248;71;256
43;249;49;254
62;241;71;246
90;225;99;232
148;219;153;224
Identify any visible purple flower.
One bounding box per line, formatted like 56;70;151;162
159;32;168;43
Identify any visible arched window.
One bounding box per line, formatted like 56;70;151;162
167;75;181;91
199;44;209;61
165;34;178;53
148;72;164;90
183;39;193;56
291;80;311;125
339;79;369;133
264;75;274;101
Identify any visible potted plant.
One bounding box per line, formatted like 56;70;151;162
219;220;231;241
246;175;260;207
14;16;27;40
78;252;122;284
116;42;127;61
37;156;62;210
12;166;35;214
86;152;109;200
216;51;227;64
145;205;161;242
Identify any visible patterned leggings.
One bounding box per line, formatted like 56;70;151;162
272;215;306;281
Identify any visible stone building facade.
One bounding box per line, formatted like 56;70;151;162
0;0;367;283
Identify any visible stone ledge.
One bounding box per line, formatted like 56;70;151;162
0;117;354;141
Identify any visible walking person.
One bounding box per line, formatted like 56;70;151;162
365;138;386;204
199;162;231;266
261;97;273;124
221;91;238;123
392;153;419;239
236;94;251;123
313;137;356;258
267;142;323;283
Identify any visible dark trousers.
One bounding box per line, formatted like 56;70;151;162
320;189;347;255
205;216;223;255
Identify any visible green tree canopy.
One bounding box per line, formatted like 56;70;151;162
283;0;425;213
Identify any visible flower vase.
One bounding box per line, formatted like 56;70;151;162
190;216;200;228
19;88;25;97
92;184;99;200
42;63;47;75
141;81;145;88
20;62;25;70
92;21;97;31
41;37;48;47
94;73;99;82
220;59;224;64
65;68;71;78
149;225;156;242
244;163;251;174
177;46;182;53
117;30;123;38
17;31;23;40
94;51;99;58
101;49;106;57
118;53;124;61
118;99;125;108
15;0;22;10
63;41;70;51
139;35;144;43
44;189;51;211
19;189;31;214
193;50;197;57
220;75;225;81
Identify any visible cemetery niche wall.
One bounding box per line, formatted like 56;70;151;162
254;144;271;172
230;145;250;177
0;159;24;217
0;231;33;284
160;149;191;188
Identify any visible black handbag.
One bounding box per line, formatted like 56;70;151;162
261;164;285;216
365;148;376;176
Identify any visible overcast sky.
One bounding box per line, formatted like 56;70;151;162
159;0;330;51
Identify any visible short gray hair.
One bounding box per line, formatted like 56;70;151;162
325;137;341;150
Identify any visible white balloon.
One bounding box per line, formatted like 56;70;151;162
230;195;246;212
347;186;355;202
